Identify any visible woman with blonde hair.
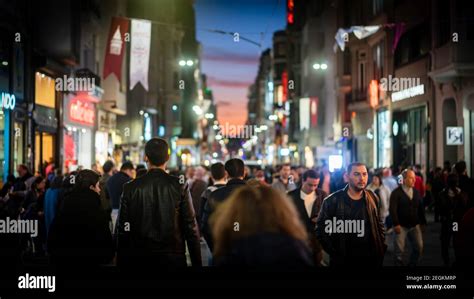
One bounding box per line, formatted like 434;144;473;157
210;184;314;266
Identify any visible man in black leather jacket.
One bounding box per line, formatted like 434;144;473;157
116;138;202;269
316;162;386;267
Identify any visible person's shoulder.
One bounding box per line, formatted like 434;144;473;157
323;189;345;203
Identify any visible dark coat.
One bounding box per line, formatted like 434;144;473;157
288;188;328;233
47;188;114;268
213;232;314;267
116;168;202;268
201;179;247;251
389;186;427;228
106;172;131;210
315;186;386;267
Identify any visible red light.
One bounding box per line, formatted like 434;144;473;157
287;13;294;24
288;0;294;10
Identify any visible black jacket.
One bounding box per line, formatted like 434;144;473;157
106;172;131;210
288;188;328;233
116;168;202;268
47;188;114;268
389;186;426;228
201;178;247;251
213;232;314;267
315;186;386;266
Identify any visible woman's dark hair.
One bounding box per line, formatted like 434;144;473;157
32;176;45;191
73;170;101;191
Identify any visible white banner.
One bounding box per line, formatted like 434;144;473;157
130;19;151;91
299;98;310;130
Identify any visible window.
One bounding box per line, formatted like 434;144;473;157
343;48;351;75
372;40;384;81
394;23;430;67
372;0;384;16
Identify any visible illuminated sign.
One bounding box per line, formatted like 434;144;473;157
369;80;378;107
391;84;424;102
287;0;294;24
1;92;16;110
69;98;95;126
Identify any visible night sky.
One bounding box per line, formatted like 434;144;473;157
195;0;286;126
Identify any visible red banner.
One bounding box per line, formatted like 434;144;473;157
310;97;318;127
103;17;129;82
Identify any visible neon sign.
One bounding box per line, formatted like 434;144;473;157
1;92;16;110
69;98;94;126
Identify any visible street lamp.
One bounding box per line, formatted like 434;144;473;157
179;60;186;66
321;63;328;70
313;62;328;70
186;60;194;66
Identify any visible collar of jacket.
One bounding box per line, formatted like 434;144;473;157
148;168;167;174
227;178;246;186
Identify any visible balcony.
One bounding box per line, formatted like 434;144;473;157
429;41;474;83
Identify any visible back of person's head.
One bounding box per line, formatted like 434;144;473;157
447;173;459;189
144;138;170;166
136;164;146;171
73;169;100;192
136;168;147;178
224;158;245;179
120;161;135;171
50;175;64;189
103;160;115;173
210;184;308;258
32;176;45;190
211;162;226;181
454;161;467;175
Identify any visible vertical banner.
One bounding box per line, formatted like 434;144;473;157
103;17;129;82
299;97;310;130
130;19;151;91
310;97;318;127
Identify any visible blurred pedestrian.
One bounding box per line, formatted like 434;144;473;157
190;166;208;223
107;161;134;232
272;163;296;193
47;170;114;270
389;169;426;266
116;138;201;270
201;158;247;252
200;162;227;227
454;161;474;208
439;173;469;266
44;175;63;239
367;172;391;229
211;184;314;267
288;169;327;265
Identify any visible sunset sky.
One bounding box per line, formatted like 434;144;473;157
195;0;286;126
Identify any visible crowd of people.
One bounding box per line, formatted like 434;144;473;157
1;137;474;271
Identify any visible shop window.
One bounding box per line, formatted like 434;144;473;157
35;73;55;108
35;132;55;175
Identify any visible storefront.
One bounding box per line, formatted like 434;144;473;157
390;60;432;171
1;29;27;183
63;93;96;172
95;109;116;166
376;109;391;168
34;72;60;175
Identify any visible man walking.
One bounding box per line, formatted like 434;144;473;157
316;162;386;267
288;169;328;265
272;163;296;193
116;138;201;270
201;158;246;252
107;161;134;232
389;169;426;266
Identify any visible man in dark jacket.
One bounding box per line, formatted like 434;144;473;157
316;162;386;267
389;169;427;266
107;161;134;233
454;161;474;208
288;169;327;265
199;162;227;227
116;138;201;270
201;158;246;252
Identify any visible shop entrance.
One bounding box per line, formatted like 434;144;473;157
35;131;55;175
392;106;427;171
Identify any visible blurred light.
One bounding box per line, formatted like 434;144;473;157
139;110;144;116
172;105;178;111
186;60;194;66
321;63;328;70
192;105;202;115
205;113;214;119
158;125;165;137
268;82;274;91
41;73;45;78
219;140;224;145
215;135;222;141
2;61;8;66
212;153;218;158
329;155;343;172
257;160;262;165
213;125;219;130
81;128;86;134
144;112;149;118
268;115;277;121
72;127;77;132
312;63;320;70
204;160;210;167
255;127;261;133
179;60;186;66
260;125;268;131
280;148;290;156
